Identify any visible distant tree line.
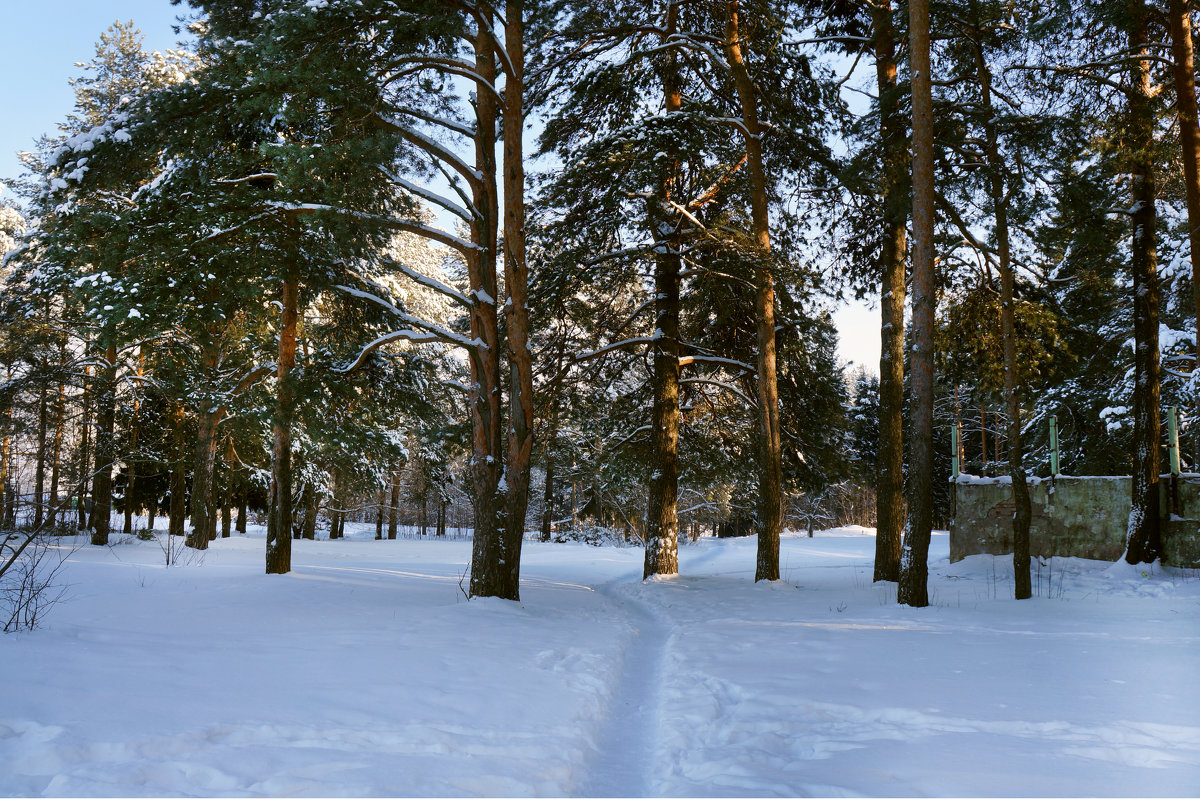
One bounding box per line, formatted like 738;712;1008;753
1;0;1196;607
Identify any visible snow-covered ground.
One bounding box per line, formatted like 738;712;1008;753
1;524;1197;797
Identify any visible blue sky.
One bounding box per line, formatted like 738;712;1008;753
0;1;190;200
0;1;881;369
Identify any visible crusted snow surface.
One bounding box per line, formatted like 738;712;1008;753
0;525;1197;796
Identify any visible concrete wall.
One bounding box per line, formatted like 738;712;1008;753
950;474;1200;567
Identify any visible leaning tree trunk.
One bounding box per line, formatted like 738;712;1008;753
1126;0;1163;564
898;0;936;607
466;19;510;599
975;38;1032;599
501;0;534;592
725;0;783;582
90;342;118;546
644;4;685;580
266;271;298;574
873;0;907;583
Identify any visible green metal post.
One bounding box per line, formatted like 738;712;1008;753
1168;406;1180;476
951;423;960;479
1049;415;1059;476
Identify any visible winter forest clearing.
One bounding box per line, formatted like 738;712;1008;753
1;525;1197;797
4;0;1200;795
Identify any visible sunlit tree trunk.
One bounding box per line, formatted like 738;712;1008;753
873;0;907;584
1168;0;1200;335
501;0;534;591
898;0;935;607
644;3;685;580
724;0;783;582
1125;0;1162;564
467;17;510;598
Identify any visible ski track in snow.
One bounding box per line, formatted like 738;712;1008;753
575;573;670;797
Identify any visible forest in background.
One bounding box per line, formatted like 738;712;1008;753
1;0;1197;619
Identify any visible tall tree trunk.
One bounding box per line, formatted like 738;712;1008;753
375;487;386;539
644;3;684;580
187;339;224;550
467;17;510;599
301;481;318;540
0;384;12;530
388;468;401;539
169;405;187;539
329;470;343;540
898;0;936;607
1126;0;1163;564
1168;0;1200;336
90;342;118;546
76;366;91;530
122;348;144;535
502;0;534;590
540;394;559;542
725;0;783;582
237;489;247;533
221;501;231;538
974;37;1032;599
47;378;66;530
266;271;298;574
32;377;48;530
873;0;907;583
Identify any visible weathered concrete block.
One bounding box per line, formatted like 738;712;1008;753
950;474;1200;567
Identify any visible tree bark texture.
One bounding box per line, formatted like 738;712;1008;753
541;395;559;543
169;406;187;539
0;393;11;529
388;468;401;539
76;366;91;530
47;379;65;530
187;338;224;549
501;0;533;594
266;272;298;574
1126;0;1163;564
724;0;783;582
375;488;386;539
898;0;935;607
90;343;118;546
873;0;907;584
644;3;684;579
1168;0;1200;336
974;38;1032;599
467;18;511;599
32;378;48;530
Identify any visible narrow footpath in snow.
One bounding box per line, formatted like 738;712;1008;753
575;576;672;797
